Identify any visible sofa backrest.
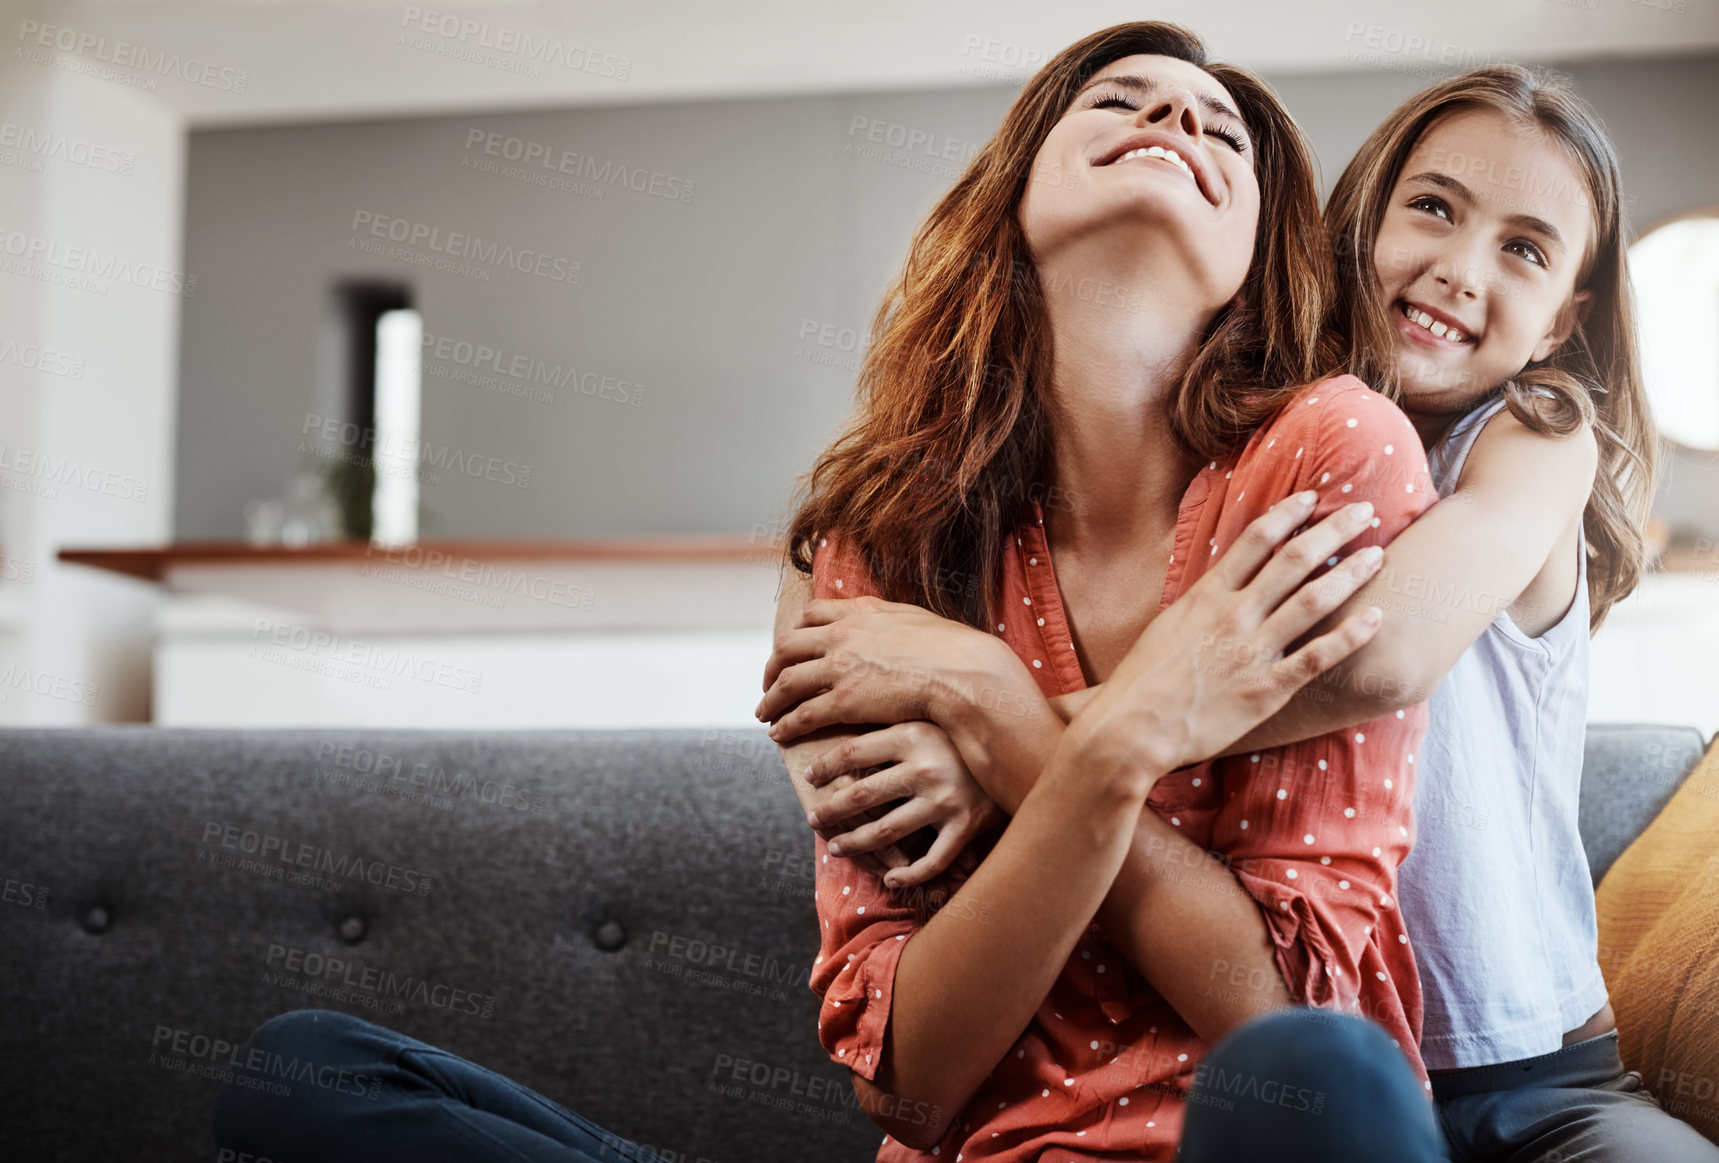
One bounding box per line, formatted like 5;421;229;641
0;726;885;1163
0;723;1707;1160
1580;723;1710;885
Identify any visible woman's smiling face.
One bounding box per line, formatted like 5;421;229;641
1372;107;1595;413
1018;53;1260;314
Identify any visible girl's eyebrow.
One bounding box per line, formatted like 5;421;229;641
1404;170;1567;252
1074;73;1246;130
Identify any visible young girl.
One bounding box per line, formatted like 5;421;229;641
1322;65;1719;1161
773;65;1719;1161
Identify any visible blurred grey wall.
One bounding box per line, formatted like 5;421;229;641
174;52;1719;542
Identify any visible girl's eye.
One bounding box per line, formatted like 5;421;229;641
1505;239;1548;268
1408;194;1452;222
1091;93;1138;112
1206;126;1248;153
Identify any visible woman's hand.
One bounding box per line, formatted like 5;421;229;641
802;720;1003;889
756;595;1038;750
1068;490;1387;798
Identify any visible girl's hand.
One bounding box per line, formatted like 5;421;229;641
756;596;1037;749
803;720;1002;890
1069;490;1387;796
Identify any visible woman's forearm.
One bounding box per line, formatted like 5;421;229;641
939;688;1290;1044
863;734;1148;1149
1096;809;1292;1040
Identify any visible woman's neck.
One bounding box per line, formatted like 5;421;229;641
1037;248;1210;559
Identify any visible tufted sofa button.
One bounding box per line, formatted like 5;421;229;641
338;915;367;945
82;905;111;934
593;920;626;951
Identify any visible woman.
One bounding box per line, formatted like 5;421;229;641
758;20;1448;1162
208;21;1442;1163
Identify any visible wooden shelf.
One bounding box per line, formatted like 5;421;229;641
52;536;1719;584
56;537;792;634
58;536;787;582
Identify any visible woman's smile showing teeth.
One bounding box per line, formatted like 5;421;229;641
1114;144;1195;183
1399;300;1472;345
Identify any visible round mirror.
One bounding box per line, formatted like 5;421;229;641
1631;212;1719;451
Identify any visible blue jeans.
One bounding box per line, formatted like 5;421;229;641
1178;1007;1451;1162
210;1009;668;1163
213;1006;1446;1161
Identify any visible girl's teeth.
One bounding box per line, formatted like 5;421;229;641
1402;303;1467;343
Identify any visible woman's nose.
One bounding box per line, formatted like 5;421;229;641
1142;90;1202;139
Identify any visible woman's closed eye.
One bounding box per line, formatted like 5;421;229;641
1205;125;1248;153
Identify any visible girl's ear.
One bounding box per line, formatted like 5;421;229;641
1531;288;1594;363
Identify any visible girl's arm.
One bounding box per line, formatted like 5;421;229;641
1050;409;1600;754
768;575;915;888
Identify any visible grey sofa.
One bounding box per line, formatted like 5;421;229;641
0;722;1709;1161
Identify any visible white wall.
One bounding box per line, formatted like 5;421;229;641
172;54;1719;548
0;51;183;723
5;40;1717;729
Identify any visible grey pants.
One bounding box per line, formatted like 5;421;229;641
1433;1032;1719;1163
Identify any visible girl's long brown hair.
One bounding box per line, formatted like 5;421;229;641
1323;64;1654;631
780;22;1338;632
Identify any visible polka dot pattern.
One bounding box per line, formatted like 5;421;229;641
800;376;1435;1157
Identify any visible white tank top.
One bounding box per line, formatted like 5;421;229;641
1395;391;1608;1070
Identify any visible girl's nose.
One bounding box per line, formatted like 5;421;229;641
1433;267;1480;298
1432;245;1487;300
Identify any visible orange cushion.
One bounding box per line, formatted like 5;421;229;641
1595;733;1719;1144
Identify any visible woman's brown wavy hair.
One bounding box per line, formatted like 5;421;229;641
780;21;1338;632
1324;64;1654;631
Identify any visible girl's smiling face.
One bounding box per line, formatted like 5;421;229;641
1018;53;1260;314
1373;107;1596;414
